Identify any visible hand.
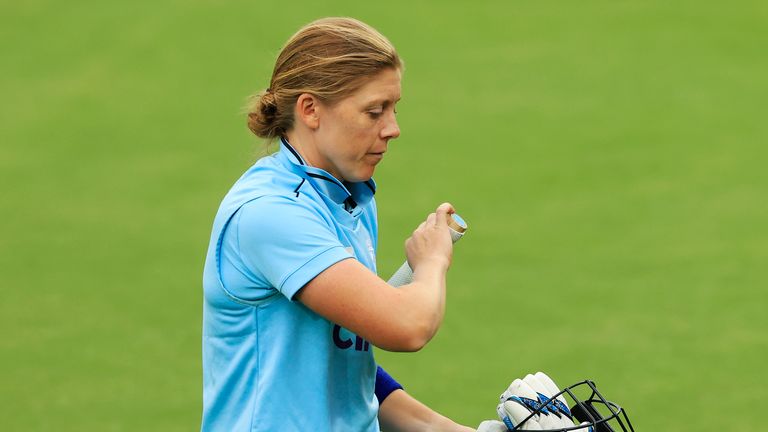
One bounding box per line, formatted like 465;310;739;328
404;203;455;272
495;372;589;431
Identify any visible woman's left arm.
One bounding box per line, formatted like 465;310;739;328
378;389;476;432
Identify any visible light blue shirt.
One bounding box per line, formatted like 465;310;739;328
202;138;380;431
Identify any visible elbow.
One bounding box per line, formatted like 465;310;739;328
398;332;432;352
402;318;438;352
377;319;438;352
368;288;445;352
377;334;429;353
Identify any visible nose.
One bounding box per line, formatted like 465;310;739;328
381;113;400;140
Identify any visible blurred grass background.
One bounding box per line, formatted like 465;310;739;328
1;0;766;430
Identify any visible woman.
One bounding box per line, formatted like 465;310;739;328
202;17;476;431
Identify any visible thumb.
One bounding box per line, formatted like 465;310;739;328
435;202;455;225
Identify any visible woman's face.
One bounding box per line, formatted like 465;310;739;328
313;68;401;183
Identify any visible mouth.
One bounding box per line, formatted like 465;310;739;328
366;151;386;161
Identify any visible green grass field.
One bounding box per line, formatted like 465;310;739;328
2;1;766;430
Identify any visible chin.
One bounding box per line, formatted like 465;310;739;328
346;174;373;183
344;170;374;183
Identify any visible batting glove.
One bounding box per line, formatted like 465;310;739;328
496;372;592;431
476;420;509;432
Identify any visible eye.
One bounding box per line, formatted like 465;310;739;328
367;110;383;119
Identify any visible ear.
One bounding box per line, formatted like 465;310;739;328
295;93;320;130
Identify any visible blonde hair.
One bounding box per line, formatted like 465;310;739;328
247;17;403;139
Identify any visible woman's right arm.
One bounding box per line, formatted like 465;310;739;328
295;203;455;352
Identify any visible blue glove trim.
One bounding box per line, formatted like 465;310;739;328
375;366;404;404
507;395;543;413
536;392;572;419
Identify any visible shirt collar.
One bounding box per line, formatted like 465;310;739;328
277;137;377;209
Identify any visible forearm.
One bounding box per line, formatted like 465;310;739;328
379;389;475;432
297;258;449;352
394;259;448;347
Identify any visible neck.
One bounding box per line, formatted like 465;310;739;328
285;130;343;182
284;131;316;167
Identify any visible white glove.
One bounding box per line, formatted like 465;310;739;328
497;378;544;430
531;372;576;424
496;372;592;431
476;420;509;432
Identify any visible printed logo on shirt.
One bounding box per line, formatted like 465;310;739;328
333;324;370;352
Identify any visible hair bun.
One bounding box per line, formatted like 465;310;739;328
247;89;281;139
260;91;278;116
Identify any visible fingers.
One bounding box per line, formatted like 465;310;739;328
533;372;561;400
426;212;437;227
499;379;544;430
523;374;573;429
436;202;455;215
499;400;543;430
414;203;454;229
532;372;574;424
534;372;570;408
497;373;576;431
404;204;456;271
435;202;454;226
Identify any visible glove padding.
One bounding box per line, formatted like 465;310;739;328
476;420;509;432
496;372;591;431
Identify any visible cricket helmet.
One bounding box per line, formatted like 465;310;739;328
506;379;635;432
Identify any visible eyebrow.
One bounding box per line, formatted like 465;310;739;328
366;97;401;107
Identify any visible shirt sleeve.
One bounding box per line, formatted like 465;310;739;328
235;196;353;300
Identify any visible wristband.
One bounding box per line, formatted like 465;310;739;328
374;366;404;404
